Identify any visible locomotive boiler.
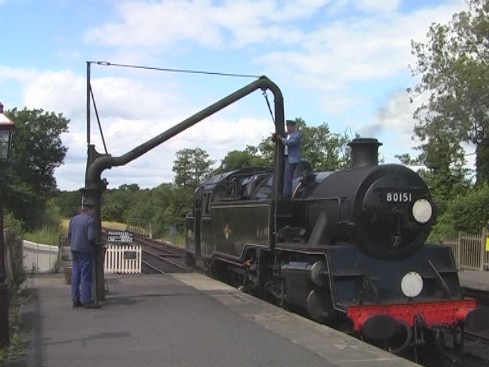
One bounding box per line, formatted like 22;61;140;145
185;137;489;354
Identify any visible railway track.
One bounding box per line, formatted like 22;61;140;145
462;287;489;307
432;329;489;367
132;234;193;274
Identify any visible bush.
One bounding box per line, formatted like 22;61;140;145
450;185;489;234
429;184;489;241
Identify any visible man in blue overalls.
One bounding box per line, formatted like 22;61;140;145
276;119;301;198
68;200;100;309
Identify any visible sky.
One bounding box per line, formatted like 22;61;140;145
0;0;470;191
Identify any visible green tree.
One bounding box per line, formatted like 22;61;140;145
172;147;214;189
397;127;470;201
6;108;68;192
216;119;352;174
101;185;143;222
409;0;489;185
299;120;351;170
55;190;82;217
430;184;489;241
118;183;140;192
145;183;174;237
5;107;69;229
215;146;270;173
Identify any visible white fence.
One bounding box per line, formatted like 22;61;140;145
23;238;142;275
126;219;152;238
444;229;489;271
23;240;58;273
104;244;142;274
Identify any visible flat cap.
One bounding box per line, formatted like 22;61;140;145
286;119;296;125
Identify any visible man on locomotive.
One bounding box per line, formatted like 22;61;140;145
272;119;301;198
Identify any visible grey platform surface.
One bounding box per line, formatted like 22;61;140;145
459;270;489;291
15;273;417;367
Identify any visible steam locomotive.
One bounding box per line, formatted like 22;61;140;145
185;137;489;353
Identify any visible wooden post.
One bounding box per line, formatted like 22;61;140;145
481;228;487;271
457;231;462;271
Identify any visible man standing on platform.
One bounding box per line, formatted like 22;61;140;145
68;199;100;309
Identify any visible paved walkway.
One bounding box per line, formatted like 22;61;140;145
12;273;416;367
459;270;489;291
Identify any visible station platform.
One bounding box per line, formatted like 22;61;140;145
459;270;489;291
14;273;417;367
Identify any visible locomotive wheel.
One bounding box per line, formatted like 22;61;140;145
306;288;336;323
370;322;412;355
451;327;464;353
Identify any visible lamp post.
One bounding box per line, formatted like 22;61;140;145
0;102;15;347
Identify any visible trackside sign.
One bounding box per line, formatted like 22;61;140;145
107;230;133;244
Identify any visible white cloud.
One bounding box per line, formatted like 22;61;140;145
67;0;470;188
1;0;472;190
81;0;466;121
354;0;400;13
14;68;274;190
259;2;463;94
84;0;225;49
83;0;337;50
24;71;85;115
79;114;273;190
0;68;273;190
0;65;38;83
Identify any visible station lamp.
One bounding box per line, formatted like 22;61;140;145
0;103;14;164
0;102;15;347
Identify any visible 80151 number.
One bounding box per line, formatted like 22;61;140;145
385;192;412;203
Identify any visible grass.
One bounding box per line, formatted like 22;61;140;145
0;257;34;365
0;288;35;365
23;226;63;247
32;219;185;247
61;218;128;231
162;233;186;247
101;221;128;231
62;218;127;228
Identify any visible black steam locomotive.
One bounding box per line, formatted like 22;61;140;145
185;138;488;353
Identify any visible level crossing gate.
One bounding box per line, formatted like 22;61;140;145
104;230;142;274
444;229;489;271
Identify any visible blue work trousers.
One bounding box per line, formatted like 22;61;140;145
71;251;93;303
283;160;297;197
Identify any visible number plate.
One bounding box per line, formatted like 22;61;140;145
382;192;413;203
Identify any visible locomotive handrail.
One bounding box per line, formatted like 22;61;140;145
427;259;451;299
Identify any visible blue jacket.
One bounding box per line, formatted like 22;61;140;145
282;130;301;164
68;211;95;254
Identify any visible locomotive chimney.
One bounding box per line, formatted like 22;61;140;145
349;138;382;168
